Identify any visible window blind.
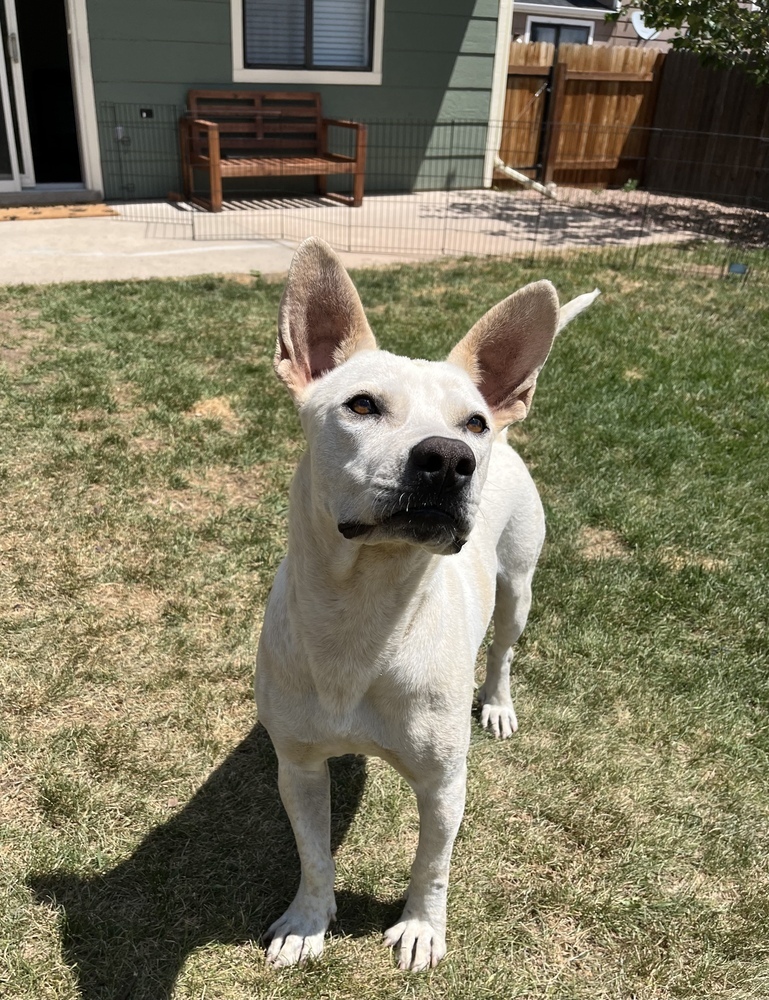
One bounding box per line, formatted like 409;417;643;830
243;0;371;69
244;0;305;66
313;0;370;67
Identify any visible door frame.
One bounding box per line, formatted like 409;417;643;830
1;0;103;194
65;0;103;194
484;0;515;188
0;36;20;190
0;5;21;193
2;0;34;185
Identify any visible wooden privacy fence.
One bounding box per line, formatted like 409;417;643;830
646;52;769;204
498;42;664;189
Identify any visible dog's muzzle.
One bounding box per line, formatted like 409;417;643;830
338;436;476;554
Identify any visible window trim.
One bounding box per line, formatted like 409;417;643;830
523;15;595;44
231;0;384;85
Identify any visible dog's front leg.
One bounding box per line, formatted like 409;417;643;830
384;762;467;971
265;756;336;968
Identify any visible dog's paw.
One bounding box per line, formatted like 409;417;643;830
384;918;446;972
478;689;518;739
264;905;332;968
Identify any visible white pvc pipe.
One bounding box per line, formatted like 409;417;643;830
494;155;558;200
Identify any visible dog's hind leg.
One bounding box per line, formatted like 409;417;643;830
478;508;543;738
264;756;337;967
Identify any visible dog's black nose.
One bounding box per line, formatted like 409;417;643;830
408;436;476;492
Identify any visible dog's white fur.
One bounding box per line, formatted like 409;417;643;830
256;238;598;971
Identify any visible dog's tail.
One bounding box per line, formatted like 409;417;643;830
557;288;601;334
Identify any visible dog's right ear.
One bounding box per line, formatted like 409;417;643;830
447;280;559;427
275;238;377;401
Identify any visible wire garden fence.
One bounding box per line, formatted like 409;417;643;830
99;103;769;281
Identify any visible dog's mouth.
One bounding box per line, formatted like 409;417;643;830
339;506;468;554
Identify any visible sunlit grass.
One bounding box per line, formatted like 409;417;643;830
0;253;767;999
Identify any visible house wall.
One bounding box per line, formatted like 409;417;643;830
85;0;499;199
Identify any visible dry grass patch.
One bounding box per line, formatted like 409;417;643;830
139;465;273;523
222;273;261;286
0;314;47;373
186;395;241;432
658;548;729;573
578;526;631;561
88;582;164;620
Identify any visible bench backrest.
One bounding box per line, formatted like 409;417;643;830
186;90;323;159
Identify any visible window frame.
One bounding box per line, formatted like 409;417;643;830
523;15;595;45
231;0;384;85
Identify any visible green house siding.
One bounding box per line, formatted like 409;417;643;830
86;0;498;199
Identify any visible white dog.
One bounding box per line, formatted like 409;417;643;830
256;238;598;971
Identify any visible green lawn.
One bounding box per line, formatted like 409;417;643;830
0;254;767;999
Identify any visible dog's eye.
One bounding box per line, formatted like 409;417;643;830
466;414;488;434
346;394;380;416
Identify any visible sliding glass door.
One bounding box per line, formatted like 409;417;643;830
0;32;20;191
1;0;38;191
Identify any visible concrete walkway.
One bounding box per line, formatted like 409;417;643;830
0;217;298;285
0;188;714;285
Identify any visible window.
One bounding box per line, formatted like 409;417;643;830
530;22;591;45
232;0;383;84
524;17;594;46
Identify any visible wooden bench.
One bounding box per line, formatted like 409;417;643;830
179;90;367;211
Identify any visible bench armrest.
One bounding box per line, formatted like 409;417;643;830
180;117;221;166
322;117;363;130
321;119;367;165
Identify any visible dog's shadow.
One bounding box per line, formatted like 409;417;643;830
29;725;397;999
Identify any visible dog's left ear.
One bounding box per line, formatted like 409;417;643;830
275;237;377;401
447;279;559;426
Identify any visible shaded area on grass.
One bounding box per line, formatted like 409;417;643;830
29;728;376;1000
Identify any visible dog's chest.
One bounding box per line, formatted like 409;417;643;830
265;553;489;721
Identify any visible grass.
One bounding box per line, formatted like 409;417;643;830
0;252;767;1000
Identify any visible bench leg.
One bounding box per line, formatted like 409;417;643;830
179;119;195;201
317;175;328;198
204;126;223;212
352;170;364;208
209;164;223;212
182;163;194;203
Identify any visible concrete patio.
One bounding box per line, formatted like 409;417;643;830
0;187;756;285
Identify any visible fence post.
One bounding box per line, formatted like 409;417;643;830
632;192;650;269
442;121;455;255
530;187;544;266
541;61;567;186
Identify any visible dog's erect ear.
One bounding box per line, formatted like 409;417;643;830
275;237;377;400
447;279;559;426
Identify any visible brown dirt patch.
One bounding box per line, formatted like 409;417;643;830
611;276;645;293
623;368;645;381
579;527;631;561
129;435;164;454
222;273;261;286
140;465;271;523
0;317;48;373
186;396;241;433
659;548;729;573
0;766;39;825
88;582;164;620
73;408;109;426
112;382;140;409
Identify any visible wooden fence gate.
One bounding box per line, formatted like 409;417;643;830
497;42;664;189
